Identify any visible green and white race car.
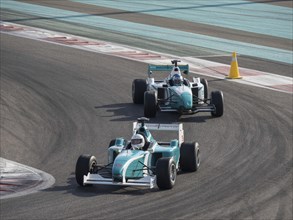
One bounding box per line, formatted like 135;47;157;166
132;60;224;118
75;117;200;190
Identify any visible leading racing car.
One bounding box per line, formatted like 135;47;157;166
132;60;224;118
75;117;200;190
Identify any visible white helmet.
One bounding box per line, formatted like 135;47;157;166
131;134;145;150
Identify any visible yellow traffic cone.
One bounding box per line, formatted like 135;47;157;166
226;52;242;79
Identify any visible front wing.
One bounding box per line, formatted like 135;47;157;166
83;173;156;188
159;104;216;114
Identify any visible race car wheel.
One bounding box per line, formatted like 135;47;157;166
144;91;157;118
75;154;97;187
211;91;224;117
180;142;200;172
156;157;177;190
200;78;208;99
132;79;146;104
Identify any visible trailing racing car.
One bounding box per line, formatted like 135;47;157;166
132;60;224;118
75;117;200;190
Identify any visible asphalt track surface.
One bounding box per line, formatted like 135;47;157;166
1;33;292;219
1;1;293;220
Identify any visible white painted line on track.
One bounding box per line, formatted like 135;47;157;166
1;22;292;94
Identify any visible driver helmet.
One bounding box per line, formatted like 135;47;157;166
172;74;183;86
131;134;145;150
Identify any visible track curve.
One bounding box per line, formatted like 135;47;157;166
1;33;292;219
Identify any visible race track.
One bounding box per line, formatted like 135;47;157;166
1;1;292;219
1;33;292;219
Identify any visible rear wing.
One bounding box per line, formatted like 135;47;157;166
133;122;184;145
148;64;189;77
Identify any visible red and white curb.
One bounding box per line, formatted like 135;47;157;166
1;22;292;94
0;157;55;199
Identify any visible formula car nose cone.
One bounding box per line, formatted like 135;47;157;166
181;92;192;109
112;150;145;179
112;159;126;179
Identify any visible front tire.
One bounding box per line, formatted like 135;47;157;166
156;158;177;190
144;91;157;118
180;142;200;172
211;91;224;117
75;154;97;186
132;79;146;104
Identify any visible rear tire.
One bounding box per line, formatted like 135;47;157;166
75;154;97;186
144;91;157;118
156;158;177;190
180;142;200;172
211;91;224;117
132;79;146;104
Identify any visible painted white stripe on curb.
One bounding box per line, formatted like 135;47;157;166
1;22;292;94
0;157;55;199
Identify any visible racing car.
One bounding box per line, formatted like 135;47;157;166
132;60;224;118
75;117;200;190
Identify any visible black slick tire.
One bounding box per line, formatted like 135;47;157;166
144;91;157;118
132;79;146;104
75;154;97;186
180;142;200;172
156;158;177;190
211;91;224;117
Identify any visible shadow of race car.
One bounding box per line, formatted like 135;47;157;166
75;117;200;190
132;60;224;118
